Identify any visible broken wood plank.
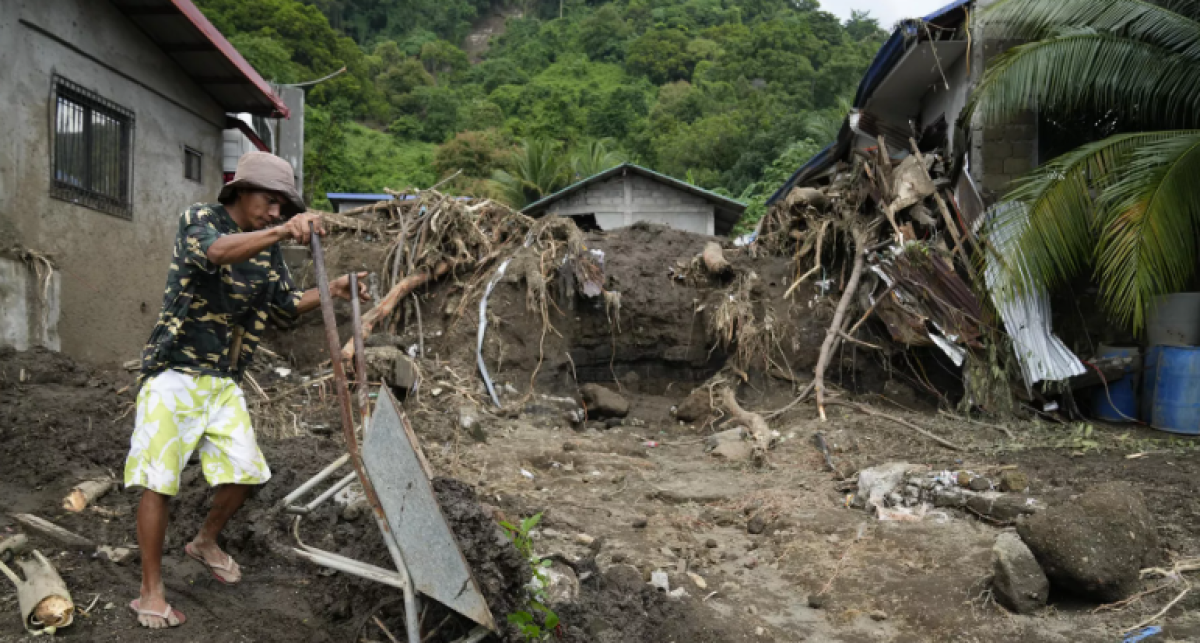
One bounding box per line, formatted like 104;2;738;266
10;515;94;550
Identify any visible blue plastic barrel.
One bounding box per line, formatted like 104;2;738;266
1149;346;1200;435
1141;346;1162;422
1091;345;1139;422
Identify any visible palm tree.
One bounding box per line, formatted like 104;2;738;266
968;0;1200;333
492;138;570;208
570;139;625;180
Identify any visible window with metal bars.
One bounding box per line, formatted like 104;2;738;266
50;76;135;218
184;147;202;182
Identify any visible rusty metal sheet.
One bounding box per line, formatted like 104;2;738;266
362;387;496;631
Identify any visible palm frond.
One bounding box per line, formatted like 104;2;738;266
985;131;1170;297
571;139;625;179
984;0;1200;60
964;31;1200;129
1092;130;1200;331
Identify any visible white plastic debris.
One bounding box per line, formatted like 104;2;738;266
649;570;670;593
520;469;535;480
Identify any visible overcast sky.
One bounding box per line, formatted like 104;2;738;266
819;0;955;29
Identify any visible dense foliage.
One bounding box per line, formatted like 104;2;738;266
197;0;886;225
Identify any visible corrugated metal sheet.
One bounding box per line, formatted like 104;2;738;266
109;0;289;117
984;205;1086;387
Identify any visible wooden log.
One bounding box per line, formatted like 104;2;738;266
9;515;94;550
700;242;732;275
61;479;113;513
0;550;75;633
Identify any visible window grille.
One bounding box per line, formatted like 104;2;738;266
184;147;202;182
50;76;135;218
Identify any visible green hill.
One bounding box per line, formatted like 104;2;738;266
196;0;886;231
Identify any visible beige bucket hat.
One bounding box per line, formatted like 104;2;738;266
218;151;306;217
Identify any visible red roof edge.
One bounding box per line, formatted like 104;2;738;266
169;0;290;119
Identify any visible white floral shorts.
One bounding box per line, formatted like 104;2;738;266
124;370;271;496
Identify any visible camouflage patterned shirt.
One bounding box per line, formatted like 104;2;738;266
139;204;302;387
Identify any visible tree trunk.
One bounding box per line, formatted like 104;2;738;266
700;242;731;275
61;479;113;513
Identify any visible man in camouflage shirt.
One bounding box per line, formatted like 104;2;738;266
124;152;368;629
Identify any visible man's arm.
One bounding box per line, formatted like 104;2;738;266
205;213;325;266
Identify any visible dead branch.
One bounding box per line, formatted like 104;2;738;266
1124;587;1190;634
9;514;94;549
784;220;829;299
720;388;773;466
825;400;963;451
341;260;451;362
838;331;882;350
814;224;870;421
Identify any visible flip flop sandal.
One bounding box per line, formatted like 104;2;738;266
184;542;241;585
129;599;186;628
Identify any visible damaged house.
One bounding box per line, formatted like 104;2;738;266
0;0;291;363
760;0;1088;408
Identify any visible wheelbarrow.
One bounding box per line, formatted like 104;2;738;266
282;228;495;643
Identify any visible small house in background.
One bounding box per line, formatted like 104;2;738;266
523;163;746;236
0;0;290;364
327;192;397;213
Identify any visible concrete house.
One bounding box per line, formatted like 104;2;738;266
523;163;746;237
0;0;290;364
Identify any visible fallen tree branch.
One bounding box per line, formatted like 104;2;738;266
838;331;882;350
825;400;964;451
1123;587;1190;634
720;388;773;466
814;224;870;421
764;381;815;420
10;514;94;549
61;479;113;513
341;260;451;362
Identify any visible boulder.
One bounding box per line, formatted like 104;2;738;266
579;384;629;418
1017;482;1157;601
705;428;753;462
992;532;1049;614
675;388;712;423
1000;470;1029;492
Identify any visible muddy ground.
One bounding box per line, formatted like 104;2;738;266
4;222;1200;642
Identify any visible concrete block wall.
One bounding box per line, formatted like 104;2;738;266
969;0;1040;200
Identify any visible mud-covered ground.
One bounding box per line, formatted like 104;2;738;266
5;343;1200;642
4;222;1200;642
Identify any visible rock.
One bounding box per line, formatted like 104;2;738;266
675;388;712;422
605;418;624;429
457;405;487;442
743;557;758;569
706;428;753;462
968;477;992;492
1017;482;1157;601
574;533;595;546
632;517;648;529
992;532;1049;614
603;564;643;594
579;384;629;418
858;463;926;507
747;515;767;535
706;538;719;549
957;471;972;487
541;561;580;604
1000;470;1029;492
341;497;371;522
688;572;708;589
97;545;133;565
363;346;418;391
807;594;826;609
610;552;627;564
869;610;888;621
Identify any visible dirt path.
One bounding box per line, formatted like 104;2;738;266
5;345;1200;641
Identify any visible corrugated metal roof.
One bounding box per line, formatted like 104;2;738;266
109;0;289;117
523;163;747;236
327;193;398;201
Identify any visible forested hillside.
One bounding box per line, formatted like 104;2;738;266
196;0;886;231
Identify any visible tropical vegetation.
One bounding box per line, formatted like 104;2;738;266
972;0;1200;333
194;0;886;225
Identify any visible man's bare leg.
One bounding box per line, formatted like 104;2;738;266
136;490;176;628
188;484;250;583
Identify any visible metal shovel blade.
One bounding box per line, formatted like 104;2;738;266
361;387;496;632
